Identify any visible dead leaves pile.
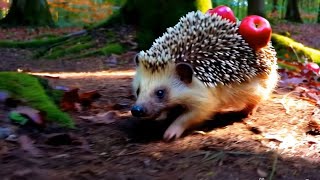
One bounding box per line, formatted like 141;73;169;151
278;61;320;106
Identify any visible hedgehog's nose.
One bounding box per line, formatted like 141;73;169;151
131;105;146;117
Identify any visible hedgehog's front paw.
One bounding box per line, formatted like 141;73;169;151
163;124;185;141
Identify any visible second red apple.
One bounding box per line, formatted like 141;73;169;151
238;15;272;50
206;5;237;23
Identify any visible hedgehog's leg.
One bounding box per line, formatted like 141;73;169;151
239;103;259;118
163;109;213;141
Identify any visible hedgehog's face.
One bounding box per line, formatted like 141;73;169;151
131;55;194;120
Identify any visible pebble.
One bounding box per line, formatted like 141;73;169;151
5;134;18;142
0;127;14;139
0;91;10;102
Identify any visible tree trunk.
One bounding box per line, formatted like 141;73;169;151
0;0;213;59
272;0;278;12
247;0;265;17
318;1;320;23
285;0;303;23
0;0;54;27
118;0;212;49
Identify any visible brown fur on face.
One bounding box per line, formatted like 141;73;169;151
133;86;171;120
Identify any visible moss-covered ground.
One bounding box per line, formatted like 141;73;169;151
0;72;73;127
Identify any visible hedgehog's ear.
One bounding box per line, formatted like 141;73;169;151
134;54;140;66
176;63;193;84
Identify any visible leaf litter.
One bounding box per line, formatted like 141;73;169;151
1;24;320;179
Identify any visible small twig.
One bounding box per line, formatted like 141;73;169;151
64;30;88;38
198;149;267;163
116;150;146;157
35;30;88;58
290;44;304;63
269;154;278;180
201;151;224;162
225;151;259;156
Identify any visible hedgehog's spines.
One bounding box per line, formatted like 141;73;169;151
138;11;276;85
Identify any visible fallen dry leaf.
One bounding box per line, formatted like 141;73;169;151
306;108;320;135
19;135;43;157
306;92;320;106
257;168;268;178
60;88;101;111
79;111;119;124
79;90;101;107
60;88;80;111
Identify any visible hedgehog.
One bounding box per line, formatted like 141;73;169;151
131;11;278;141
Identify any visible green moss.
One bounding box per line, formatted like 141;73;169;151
36;77;64;105
34;35;92;59
0;72;74;128
0;36;68;48
100;43;124;55
105;30;116;38
74;43;125;59
272;34;320;64
44;41;94;59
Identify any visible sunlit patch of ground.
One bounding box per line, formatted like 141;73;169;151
1;69;320;179
29;70;136;78
31;70;320;160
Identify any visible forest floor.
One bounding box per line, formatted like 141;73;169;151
0;23;320;180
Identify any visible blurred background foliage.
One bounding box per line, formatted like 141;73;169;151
0;0;319;27
0;0;126;27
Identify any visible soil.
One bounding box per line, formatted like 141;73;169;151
1;24;320;180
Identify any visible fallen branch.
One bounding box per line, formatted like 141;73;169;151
272;34;320;63
0;29;88;49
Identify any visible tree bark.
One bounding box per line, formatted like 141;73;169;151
272;0;278;13
247;0;265;17
118;0;212;49
0;0;54;27
318;1;320;23
285;0;303;23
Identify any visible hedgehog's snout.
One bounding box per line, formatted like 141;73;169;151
131;105;147;117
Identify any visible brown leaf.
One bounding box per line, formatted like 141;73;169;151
60;88;79;111
257;168;268;178
306;92;320;106
19;135;43;157
306;109;320;135
79;111;119;124
79;90;101;107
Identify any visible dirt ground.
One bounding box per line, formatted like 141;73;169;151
1;23;320;180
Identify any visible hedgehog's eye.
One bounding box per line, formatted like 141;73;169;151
136;87;140;96
155;89;165;99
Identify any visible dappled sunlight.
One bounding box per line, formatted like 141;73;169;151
124;93;319;156
244;94;319;157
22;69;320;174
28;70;135;79
1;0;320;178
31;68;317;160
120;91;319;160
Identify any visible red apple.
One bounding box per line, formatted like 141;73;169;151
206;5;237;23
305;62;320;74
238;15;272;50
